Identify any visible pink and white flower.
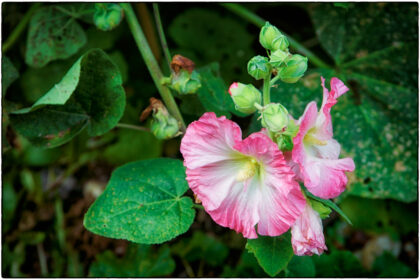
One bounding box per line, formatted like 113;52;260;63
291;202;327;256
292;77;355;199
180;112;306;239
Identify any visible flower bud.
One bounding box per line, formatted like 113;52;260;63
279;54;308;83
261;103;289;132
169;69;202;95
94;3;124;31
247;56;270;80
276;134;294;151
228;82;261;114
151;108;179;140
269;49;289;68
259;22;289;51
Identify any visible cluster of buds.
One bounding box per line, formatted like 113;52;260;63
93;3;124;31
140;98;180;140
162;55;202;95
228;22;309;151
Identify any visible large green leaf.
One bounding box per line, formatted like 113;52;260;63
246;232;293;277
84;158;195;244
10;49;126;148
284;256;316;277
221;250;268;277
169;8;254;83
25;5;91;67
89;244;175;277
271;69;417;202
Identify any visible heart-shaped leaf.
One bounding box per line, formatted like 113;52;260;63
84;158;195;244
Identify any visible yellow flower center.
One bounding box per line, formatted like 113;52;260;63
236;158;260;182
303;128;327;146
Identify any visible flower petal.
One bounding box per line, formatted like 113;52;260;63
291;203;328;256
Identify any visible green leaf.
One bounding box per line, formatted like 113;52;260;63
10;49;126;148
169;8;254;83
221;250;268;277
285;255;316;277
2;56;19;96
84;158;195;244
2;181;18;232
26;5;88;67
246;232;293;276
171;231;229;266
303;186;352;225
89;244;175;277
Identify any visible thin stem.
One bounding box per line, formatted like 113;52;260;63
116;123;149;132
192;204;204;210
221;3;331;69
263;76;271;105
181;258;195;278
121;3;186;131
153;3;172;71
270;74;281;86
36;243;48;277
2;3;41;53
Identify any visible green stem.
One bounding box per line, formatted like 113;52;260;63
192;204;204;210
153;3;172;71
2;3;41;53
116;123;149;132
121;3;186;131
263;76;271;105
270;74;281;86
220;3;331;69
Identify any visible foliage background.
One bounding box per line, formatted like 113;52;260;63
2;2;418;277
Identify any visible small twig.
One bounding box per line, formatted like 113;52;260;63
3;3;41;53
116;123;150;132
36;243;48;277
181;258;195;278
153;3;172;72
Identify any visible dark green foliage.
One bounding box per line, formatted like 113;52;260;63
313;250;368;277
89;244;175;277
10;49;126;148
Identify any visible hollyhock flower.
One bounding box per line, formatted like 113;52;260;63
291;202;327;256
292;77;355;199
180;112;306;239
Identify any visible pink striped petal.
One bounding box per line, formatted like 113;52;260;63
181;112;305;239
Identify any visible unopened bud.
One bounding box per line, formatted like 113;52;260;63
259;22;289;51
169;69;202;95
270;49;289;68
142;98;180;140
261;103;289;132
228;82;261;114
93;3;124;31
279;54;308;83
247;56;270;80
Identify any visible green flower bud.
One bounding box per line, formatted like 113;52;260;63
261;103;289;132
94;3;124;31
276;134;294;151
259;22;289;51
228;82;261;114
308;199;332;219
169;69;202;95
279;54;308;83
269;49;289;68
151;107;179;140
247;56;270;80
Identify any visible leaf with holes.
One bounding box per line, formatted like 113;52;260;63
10;49;125;148
89;244;175;277
25;5;91;67
246;232;293;277
83;158;195;244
